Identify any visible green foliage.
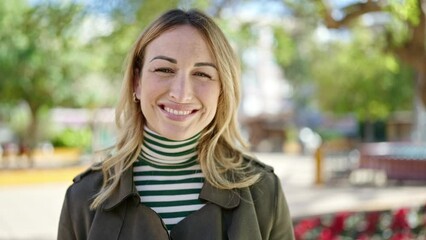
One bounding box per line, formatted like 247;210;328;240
0;0;109;149
388;0;421;25
383;0;422;48
310;26;414;121
6;104;30;138
273;26;312;75
0;1;90;108
271;1;416;122
273;26;295;67
282;0;322;23
51;128;92;149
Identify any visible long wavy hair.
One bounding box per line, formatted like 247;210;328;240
90;9;260;209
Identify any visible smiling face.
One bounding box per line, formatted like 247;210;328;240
134;25;221;140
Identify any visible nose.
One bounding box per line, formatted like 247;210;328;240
168;73;193;102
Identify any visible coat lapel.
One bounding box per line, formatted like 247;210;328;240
225;188;263;240
88;167;140;240
199;181;240;209
88;203;127;239
103;167;140;211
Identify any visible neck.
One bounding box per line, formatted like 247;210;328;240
139;126;200;165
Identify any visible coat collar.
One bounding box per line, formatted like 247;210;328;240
199;181;240;209
103;166;139;211
102;166;241;210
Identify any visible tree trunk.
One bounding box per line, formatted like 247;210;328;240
412;71;426;142
363;120;375;142
24;105;39;167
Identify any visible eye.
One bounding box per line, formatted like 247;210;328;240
193;71;212;79
154;68;174;74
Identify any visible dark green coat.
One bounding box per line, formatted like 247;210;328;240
57;158;295;240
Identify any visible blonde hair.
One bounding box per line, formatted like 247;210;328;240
90;9;260;209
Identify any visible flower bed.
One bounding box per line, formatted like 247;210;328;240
293;203;426;239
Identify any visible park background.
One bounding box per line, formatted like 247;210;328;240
1;0;426;239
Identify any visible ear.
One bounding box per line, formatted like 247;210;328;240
133;68;141;99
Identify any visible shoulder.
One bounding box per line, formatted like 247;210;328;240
59;165;103;238
242;154;280;196
72;163;103;184
243;154;275;177
65;164;103;206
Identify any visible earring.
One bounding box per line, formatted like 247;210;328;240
133;92;139;103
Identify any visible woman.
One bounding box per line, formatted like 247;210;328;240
58;8;294;240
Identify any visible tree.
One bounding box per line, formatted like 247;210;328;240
312;27;414;140
314;0;426;141
0;1;89;161
273;19;413;119
270;0;425;141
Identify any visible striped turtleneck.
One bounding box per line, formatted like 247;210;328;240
133;127;205;231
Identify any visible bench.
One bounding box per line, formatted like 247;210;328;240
358;142;426;181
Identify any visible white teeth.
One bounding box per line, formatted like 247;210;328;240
164;107;191;116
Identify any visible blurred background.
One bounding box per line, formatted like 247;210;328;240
1;0;425;239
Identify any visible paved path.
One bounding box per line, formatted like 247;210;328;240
256;153;426;218
0;153;425;239
0;182;69;240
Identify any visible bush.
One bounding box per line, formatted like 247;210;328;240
51;128;92;150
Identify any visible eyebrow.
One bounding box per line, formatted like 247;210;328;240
194;62;217;70
150;55;217;70
150;55;177;64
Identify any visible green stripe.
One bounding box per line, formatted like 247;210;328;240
145;129;200;143
138;188;202;196
133;169;202;176
144;136;199;149
159;211;198;219
166;224;177;230
144;199;202;207
143;142;197;157
135;177;204;185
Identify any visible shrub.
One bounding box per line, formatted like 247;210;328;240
51;128;92;150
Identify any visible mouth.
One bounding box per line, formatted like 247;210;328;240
160;105;199;117
164;106;192;116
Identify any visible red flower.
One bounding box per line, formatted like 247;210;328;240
365;212;380;234
319;228;334;240
391;208;410;231
390;232;413;240
330;212;350;235
294;218;321;240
